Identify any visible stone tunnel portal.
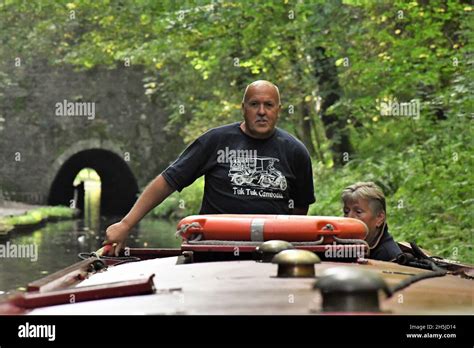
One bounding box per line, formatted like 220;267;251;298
48;149;138;215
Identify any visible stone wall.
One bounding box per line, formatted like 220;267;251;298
0;60;183;212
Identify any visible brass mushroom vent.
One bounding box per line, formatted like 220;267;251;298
314;266;390;312
255;240;294;263
272;249;321;278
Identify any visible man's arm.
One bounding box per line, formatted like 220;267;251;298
104;174;175;256
293;206;309;215
122;174;174;227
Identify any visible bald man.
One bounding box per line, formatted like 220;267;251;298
105;80;315;256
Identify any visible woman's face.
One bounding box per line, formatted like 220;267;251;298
343;198;385;241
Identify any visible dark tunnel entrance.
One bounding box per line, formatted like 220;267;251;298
48;149;138;215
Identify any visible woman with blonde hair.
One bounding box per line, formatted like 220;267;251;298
341;182;402;261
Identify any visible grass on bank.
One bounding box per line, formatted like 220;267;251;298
0;206;76;234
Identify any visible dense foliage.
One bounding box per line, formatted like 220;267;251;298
0;0;471;262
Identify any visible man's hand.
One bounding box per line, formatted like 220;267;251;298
102;174;176;257
104;221;131;256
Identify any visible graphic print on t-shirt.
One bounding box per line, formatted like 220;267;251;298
228;156;288;197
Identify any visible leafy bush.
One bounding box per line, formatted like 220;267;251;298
311;115;472;263
152;177;204;219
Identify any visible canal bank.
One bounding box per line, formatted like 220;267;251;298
0;201;79;235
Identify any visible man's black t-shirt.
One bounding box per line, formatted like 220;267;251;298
162;122;315;214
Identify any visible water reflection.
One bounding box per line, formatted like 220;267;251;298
73;168;101;232
83;180;101;232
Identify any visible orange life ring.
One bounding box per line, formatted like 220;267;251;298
177;215;368;243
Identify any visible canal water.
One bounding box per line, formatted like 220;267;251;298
0;217;180;294
0;171;181;294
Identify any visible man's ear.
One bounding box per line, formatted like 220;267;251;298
276;104;282;119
